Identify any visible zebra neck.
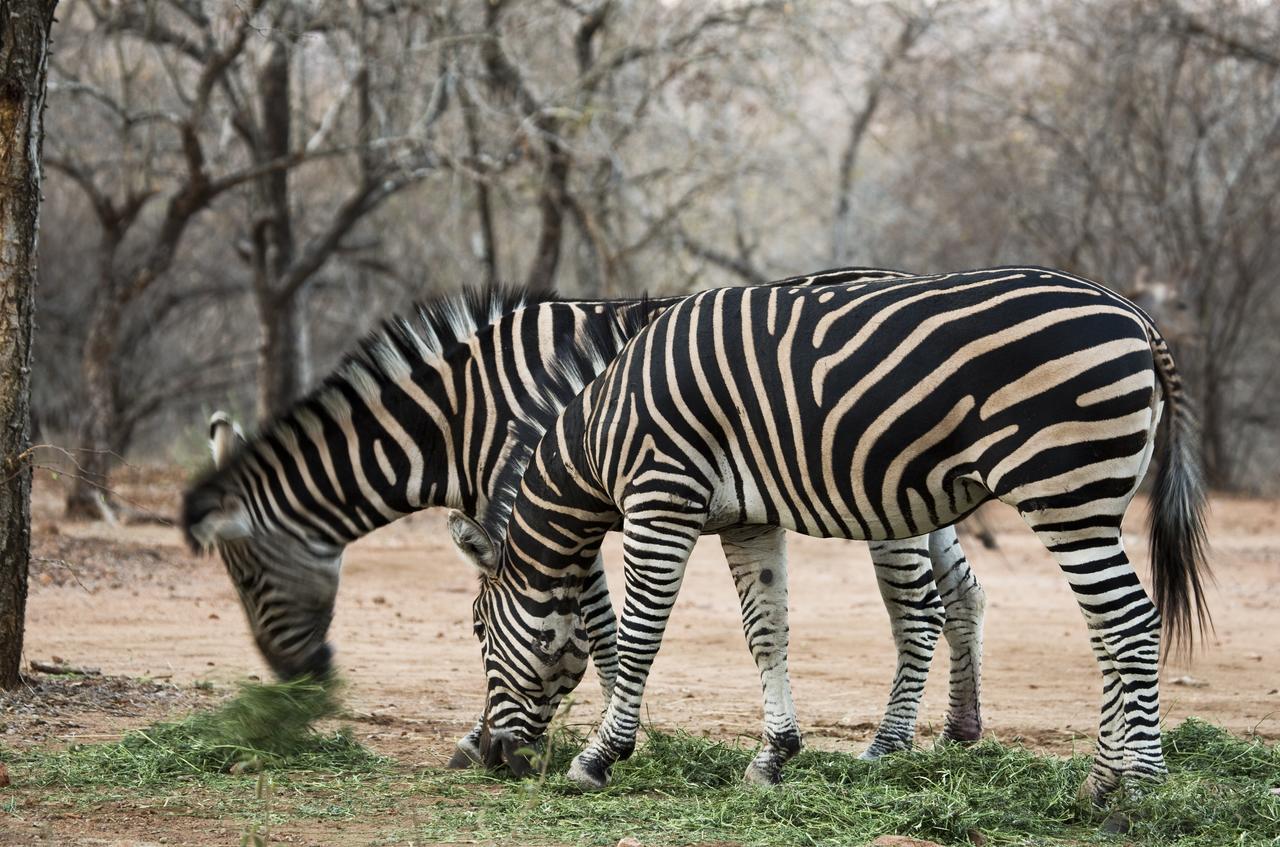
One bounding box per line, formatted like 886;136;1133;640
267;297;652;545
437;299;656;529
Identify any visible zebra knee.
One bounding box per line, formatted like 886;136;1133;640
949;578;986;629
913;593;947;638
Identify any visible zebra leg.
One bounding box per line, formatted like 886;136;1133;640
1029;521;1165;803
580;553;620;701
929;526;987;744
720;525;801;786
860;537;945;759
567;511;703;791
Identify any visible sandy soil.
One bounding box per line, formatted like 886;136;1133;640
4;470;1279;844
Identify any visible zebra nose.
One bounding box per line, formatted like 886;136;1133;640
265;641;333;683
501;735;533;778
478;724;504;769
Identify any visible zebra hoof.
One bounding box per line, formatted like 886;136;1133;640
1078;774;1118;806
1099;811;1132;835
859;737;910;761
743;758;782;786
939;720;983;746
936;732;981;750
567;755;610;791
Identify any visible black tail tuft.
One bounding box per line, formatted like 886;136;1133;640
1147;335;1213;660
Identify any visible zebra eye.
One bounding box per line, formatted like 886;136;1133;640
473;620;486;641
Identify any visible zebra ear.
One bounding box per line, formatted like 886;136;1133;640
448;510;498;576
208;411;246;469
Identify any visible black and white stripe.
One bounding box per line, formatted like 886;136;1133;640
182;270;985;768
456;266;1210;799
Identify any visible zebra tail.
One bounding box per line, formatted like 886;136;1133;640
1146;329;1213;660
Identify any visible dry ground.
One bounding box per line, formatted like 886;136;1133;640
3;468;1278;845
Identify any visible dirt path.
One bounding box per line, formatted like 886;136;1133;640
8;474;1280;844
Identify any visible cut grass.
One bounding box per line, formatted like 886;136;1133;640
413;719;1280;846
6;676;385;792
5;699;1278;846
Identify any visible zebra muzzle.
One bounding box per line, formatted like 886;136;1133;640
479;725;535;777
501;735;534;778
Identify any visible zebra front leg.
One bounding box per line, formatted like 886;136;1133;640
567;511;702;791
928;526;986;744
720;525;801;786
580;553;619;701
860;537;945;759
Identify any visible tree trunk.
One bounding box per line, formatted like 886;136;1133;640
64;304;119;520
251;31;306;422
256;292;309;421
1198;359;1229;489
526;148;570;294
0;0;57;688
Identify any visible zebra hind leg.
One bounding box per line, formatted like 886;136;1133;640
1028;519;1166;803
720;525;802;786
928;526;987;745
567;510;703;791
859;537;945;760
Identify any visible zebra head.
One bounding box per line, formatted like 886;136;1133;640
181;413;343;682
449;510;591;776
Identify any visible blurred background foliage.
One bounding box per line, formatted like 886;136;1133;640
32;0;1280;510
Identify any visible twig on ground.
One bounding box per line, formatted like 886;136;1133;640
29;660;102;677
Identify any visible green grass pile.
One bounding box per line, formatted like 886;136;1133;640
13;676;384;790
414;718;1280;846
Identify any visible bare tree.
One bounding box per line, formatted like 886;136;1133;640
26;0;1280;497
0;0;57;688
235;4;450;417
49;0;279;517
829;3;938;265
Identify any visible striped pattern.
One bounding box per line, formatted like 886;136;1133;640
180;271;985;767
460;266;1210;799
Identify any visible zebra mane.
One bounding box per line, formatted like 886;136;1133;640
337;283;560;401
181;283;561;542
475;297;661;546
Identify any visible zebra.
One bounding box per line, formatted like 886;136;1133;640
180;271;986;774
451;266;1211;800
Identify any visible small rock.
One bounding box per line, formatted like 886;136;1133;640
0;762;11;787
616;839;644;847
1170;675;1208;688
208;613;220;620
871;837;945;847
372;595;388;605
1268;689;1278;695
967;830;987;846
1270;787;1280;797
